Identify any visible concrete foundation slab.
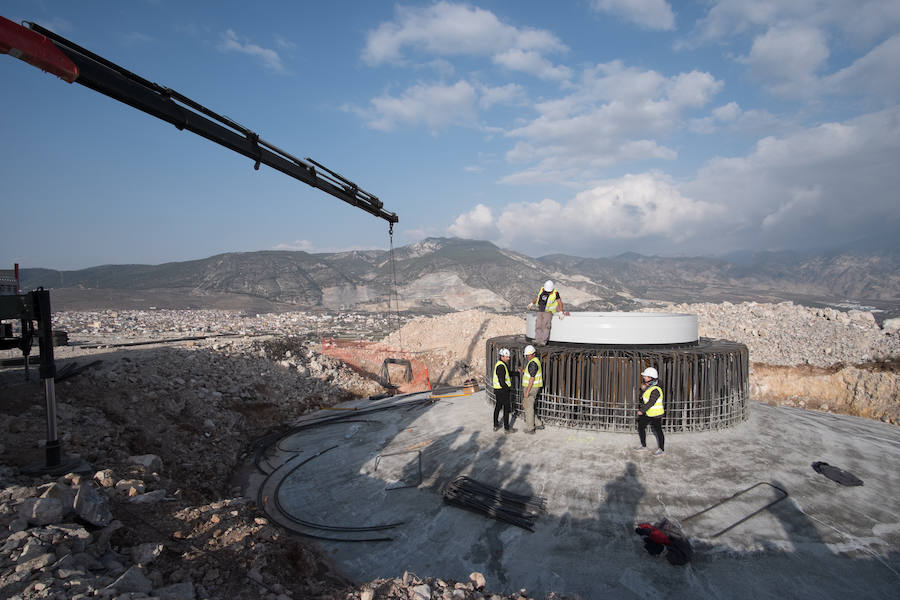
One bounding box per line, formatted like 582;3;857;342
251;392;900;599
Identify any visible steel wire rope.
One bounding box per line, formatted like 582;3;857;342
388;224;403;353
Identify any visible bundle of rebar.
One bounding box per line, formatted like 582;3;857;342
442;475;547;531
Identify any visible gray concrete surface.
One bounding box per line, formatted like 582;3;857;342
251;392;900;599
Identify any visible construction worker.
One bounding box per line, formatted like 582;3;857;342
492;348;516;433
528;280;568;346
520;345;545;434
634;367;665;456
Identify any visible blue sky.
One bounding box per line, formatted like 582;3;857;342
1;1;899;270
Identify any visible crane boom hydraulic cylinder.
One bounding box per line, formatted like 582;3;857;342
0;16;397;224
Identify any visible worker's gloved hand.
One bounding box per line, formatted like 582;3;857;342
527;303;536;311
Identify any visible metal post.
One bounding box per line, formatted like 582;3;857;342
34;288;61;468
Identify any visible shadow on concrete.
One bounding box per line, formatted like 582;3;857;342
254;393;900;599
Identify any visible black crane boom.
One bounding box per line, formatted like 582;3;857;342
1;17;397;224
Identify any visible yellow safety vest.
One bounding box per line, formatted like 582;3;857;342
643;385;664;417
523;356;543;388
493;360;511;389
543;290;560;313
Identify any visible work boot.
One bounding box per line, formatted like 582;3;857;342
536;424;545;431
493;424;502;432
524;429;536;435
505;427;518;434
653;448;665;457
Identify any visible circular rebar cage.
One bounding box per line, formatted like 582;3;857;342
486;335;750;432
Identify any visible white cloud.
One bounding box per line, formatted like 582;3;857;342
712;102;741;122
821;34;900;103
492;49;572;81
761;186;823;230
450;108;900;256
448;204;498;239
120;31;154;45
689;101;742;133
666;71;724;107
219;29;284;72
356;80;479;133
271;240;386;253
744;26;829;97
272;239;313;251
362;1;569;80
274;34;297;52
684;107;900;251
477;83;527;110
501;62;721;182
691;0;900;46
447;173;724;254
590;0;676;31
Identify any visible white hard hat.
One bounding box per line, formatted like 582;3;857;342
524;345;536;355
544;280;554;291
499;348;510;357
641;367;658;379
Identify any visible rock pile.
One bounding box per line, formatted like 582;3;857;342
380;310;524;383
649;301;899;366
1;336;388;599
51;309;410;345
346;570;571;600
0;453;348;600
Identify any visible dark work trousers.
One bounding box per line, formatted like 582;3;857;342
493;389;512;429
535;311;552;345
638;414;665;450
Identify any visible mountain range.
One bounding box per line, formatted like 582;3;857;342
18;238;900;315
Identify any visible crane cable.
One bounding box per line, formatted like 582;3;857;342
388;223;403;352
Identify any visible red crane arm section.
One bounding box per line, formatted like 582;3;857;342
0;16;78;82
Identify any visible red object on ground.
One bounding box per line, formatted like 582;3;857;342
636;523;672;545
0;16;78;82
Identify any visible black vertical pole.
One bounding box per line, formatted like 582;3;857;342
33;288;61;468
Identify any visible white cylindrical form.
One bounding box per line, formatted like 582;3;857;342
526;312;698;345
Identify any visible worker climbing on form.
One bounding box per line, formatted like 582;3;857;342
520;345;545;434
492;348;516;433
528;280;569;346
634;367;665;457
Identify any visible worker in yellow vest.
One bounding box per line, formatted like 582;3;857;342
634;367;665;456
520;345;545;434
492;348;516;433
528;280;568;346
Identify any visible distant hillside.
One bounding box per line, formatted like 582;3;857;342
18;238;900;314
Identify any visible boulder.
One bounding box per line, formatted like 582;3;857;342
128;454;163;475
73;483;112;527
17;497;64;526
107;565;153;594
